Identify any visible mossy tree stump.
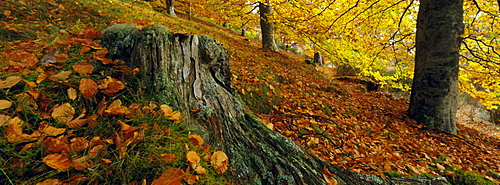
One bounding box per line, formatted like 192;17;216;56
101;24;446;185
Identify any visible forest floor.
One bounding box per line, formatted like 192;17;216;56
0;0;499;184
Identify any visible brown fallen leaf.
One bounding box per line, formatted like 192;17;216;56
43;154;72;171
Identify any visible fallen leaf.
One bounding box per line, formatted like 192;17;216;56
195;166;207;175
188;134;204;146
36;178;63;185
210;151;228;174
0;76;22;88
68;88;77;100
152;168;185;185
51;103;75;124
105;99;129;115
43;154;72;171
88;145;104;157
186;151;201;169
185;174;199;184
40;125;66;136
67;137;89;152
0;114;12;126
5;117;37;143
66;112;87;128
72;62;94;76
0;100;12;110
43;136;69;153
79;78;98;98
49;71;72;81
323;173;338;185
98;76;125;95
161;153;179;163
72;156;92;170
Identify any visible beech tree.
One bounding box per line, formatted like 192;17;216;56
166;0;176;16
259;1;279;51
408;0;464;134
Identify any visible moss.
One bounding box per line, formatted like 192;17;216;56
450;169;496;185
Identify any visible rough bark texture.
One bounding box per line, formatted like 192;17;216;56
101;24;449;185
408;0;464;134
166;0;176;17
259;1;279;51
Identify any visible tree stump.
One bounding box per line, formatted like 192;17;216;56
101;24;448;185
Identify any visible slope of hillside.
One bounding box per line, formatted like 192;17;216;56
1;0;499;184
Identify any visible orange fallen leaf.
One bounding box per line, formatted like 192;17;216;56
67;137;89;152
36;178;62;185
39;125;66;136
185;174;199;184
98;76;125;95
43;154;72;171
188;134;204;146
72;156;92;170
210;151;228;174
51;103;75;124
186;151;201;169
73;62;94;76
161;153;179;163
88;145;104;157
79;78;98;98
152;168;185;185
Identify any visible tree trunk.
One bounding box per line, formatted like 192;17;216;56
166;0;176;17
314;52;324;66
408;0;464;134
101;24;449;185
259;1;279;51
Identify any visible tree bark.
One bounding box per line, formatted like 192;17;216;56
259;1;279;51
314;52;324;66
166;0;176;17
101;24;450;185
408;0;464;134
